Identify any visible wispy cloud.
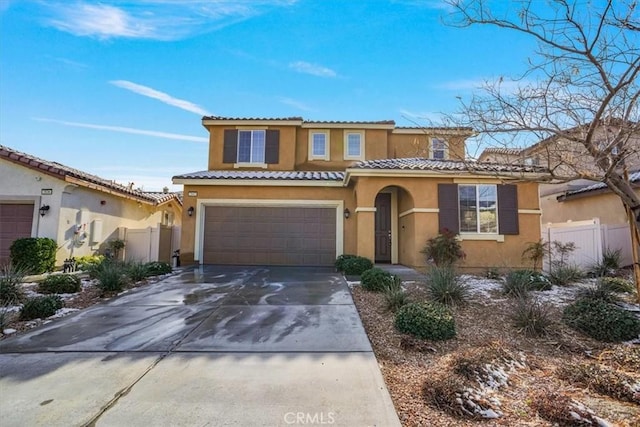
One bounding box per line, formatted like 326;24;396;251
278;97;314;112
42;1;298;40
392;0;453;11
33;117;208;143
110;80;210;116
289;61;337;78
50;56;89;69
436;78;531;93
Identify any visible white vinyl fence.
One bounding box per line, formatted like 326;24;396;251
542;218;634;269
124;224;176;263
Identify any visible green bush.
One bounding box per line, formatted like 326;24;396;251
75;255;105;271
395;302;456;341
0;264;25;304
20;295;63;320
577;283;619;304
548;264;584;286
95;262;128;293
38;274;81;294
512;297;554;337
145;261;172;276
502;269;552;297
589;248;622;277
339;256;373;276
125;261;149;282
9;237;57;274
361;268;393;292
563;297;640;342
335;254;358;272
421;229;465;266
427;266;469;307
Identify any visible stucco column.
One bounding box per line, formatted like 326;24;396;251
356;210;376;261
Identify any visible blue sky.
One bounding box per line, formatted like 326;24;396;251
0;0;536;191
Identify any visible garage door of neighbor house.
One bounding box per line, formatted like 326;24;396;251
203;206;336;266
0;203;34;264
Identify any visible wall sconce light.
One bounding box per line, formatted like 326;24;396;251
343;208;350;219
39;205;50;217
187;206;195;217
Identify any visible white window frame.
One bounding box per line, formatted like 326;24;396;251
343;130;365;161
236;129;266;165
308;130;330;161
458;184;498;234
430;137;448;160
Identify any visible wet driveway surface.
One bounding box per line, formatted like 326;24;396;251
0;266;400;426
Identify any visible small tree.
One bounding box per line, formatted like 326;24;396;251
522;240;549;271
107;239;125;260
421;228;466;266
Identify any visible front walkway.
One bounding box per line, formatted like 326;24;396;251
0;266;400;426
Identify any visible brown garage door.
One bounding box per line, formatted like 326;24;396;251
0;203;34;264
203;206;336;266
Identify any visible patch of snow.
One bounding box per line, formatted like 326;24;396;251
2;328;16;335
346;281;360;288
460;275;502;300
478;409;501;419
1;305;21;313
49;308;79;319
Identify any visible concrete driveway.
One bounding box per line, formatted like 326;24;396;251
0;266;400;426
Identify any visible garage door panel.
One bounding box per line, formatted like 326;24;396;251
0;204;35;263
203;206;336;266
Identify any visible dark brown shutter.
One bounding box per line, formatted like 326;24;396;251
223;130;238;163
497;184;519;235
265;130;279;164
438;184;459;233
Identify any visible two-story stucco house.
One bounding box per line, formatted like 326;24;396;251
172;116;546;271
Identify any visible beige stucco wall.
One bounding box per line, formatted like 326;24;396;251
388;133;466;160
1;159;182;266
541;188;637;225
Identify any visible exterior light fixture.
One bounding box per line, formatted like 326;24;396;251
187;206;195;217
39;205;50;217
343;208;350;219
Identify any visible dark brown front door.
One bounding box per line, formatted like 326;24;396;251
202;206;336;266
0;203;34;265
375;193;391;263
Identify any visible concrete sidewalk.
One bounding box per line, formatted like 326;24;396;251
0;266;400;426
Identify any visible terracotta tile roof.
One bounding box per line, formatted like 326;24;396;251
349;157;547;174
173;170;345;181
560;171;640;198
1;145;182;206
203;116;304;121
394;126;475;132
304;120;396;125
480;147;522;155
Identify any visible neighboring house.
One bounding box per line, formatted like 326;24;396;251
0;145;182;267
172;116;546;271
477;148;523;164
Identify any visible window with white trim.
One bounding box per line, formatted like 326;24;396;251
459;184;498;233
309;130;330;160
344;131;364;160
237;130;265;163
431;138;448;160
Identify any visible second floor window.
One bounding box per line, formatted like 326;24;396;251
344;131;364;160
431;138;447;160
309;130;330;160
238;130;265;163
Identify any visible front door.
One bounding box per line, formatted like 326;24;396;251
374;193;391;263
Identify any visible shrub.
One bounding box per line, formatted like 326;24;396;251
484;267;502;280
0;264;25;304
9;237;57;274
125;261;149;282
502;269;551;297
145;261;172;276
421;229;465;266
395;302;456;340
563;297;640;342
107;239;125;259
38;274;81;294
95;262;128;293
589;247;622;277
529;390;603;426
548;264;584;286
598;276;634;294
361;268;393;292
577;283;619;304
335;254;358;272
339;256;373;276
20;295;63;320
382;279;408;312
75;255;105;271
558;362;639;404
427;266;469;307
512;297;554;337
522;240;549;270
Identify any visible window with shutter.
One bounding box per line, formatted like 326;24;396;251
223;129;279;165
